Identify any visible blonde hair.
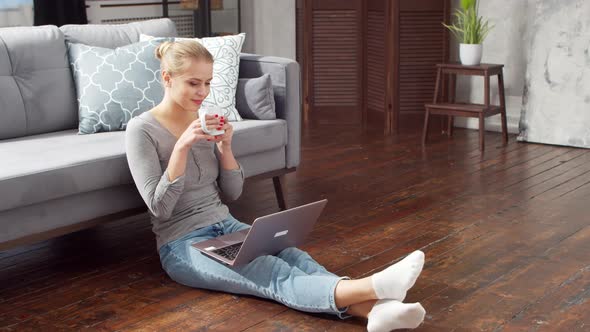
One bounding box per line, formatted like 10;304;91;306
155;40;214;76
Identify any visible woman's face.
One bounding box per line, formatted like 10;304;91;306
166;58;213;113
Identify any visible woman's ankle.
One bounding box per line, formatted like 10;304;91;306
334;278;379;308
348;300;378;318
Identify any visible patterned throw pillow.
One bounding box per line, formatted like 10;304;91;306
140;33;246;121
67;38;171;134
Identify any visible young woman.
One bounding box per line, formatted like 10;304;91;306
125;40;427;332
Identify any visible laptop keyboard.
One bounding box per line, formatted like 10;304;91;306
212;243;243;261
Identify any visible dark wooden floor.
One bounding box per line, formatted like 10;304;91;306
2;121;590;331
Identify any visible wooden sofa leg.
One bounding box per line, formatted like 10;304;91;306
273;176;287;211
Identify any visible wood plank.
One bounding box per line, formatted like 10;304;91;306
2;118;589;332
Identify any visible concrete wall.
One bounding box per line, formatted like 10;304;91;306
517;0;590;148
240;0;296;60
450;0;534;134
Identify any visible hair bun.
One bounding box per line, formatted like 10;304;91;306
154;39;213;76
155;41;174;60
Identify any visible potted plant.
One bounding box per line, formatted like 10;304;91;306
443;0;493;66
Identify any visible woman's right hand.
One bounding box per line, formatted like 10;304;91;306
175;114;222;151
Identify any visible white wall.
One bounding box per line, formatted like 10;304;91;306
211;0;240;35
450;0;533;134
239;0;296;59
0;4;33;27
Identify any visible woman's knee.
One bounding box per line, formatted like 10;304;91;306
277;247;315;266
277;247;309;261
236;254;300;286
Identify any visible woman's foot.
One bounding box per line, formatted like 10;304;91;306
371;250;425;301
367;300;426;332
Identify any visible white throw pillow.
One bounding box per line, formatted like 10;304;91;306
140;33;246;121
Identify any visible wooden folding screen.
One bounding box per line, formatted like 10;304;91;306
297;0;450;134
395;0;450;132
365;0;391;132
297;0;364;125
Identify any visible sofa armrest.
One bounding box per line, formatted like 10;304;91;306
238;53;301;168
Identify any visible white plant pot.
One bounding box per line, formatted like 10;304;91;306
459;43;483;66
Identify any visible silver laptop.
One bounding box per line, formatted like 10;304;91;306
191;199;327;266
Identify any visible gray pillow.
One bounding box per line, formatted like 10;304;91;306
67;38;171;134
236;74;276;120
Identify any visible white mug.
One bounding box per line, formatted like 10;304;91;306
198;105;225;136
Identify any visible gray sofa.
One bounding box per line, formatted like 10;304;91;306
0;19;300;250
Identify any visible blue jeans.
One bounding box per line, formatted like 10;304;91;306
158;214;350;318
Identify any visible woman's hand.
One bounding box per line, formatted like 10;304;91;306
215;121;234;151
175;114;221;151
215;120;239;171
166;114;226;183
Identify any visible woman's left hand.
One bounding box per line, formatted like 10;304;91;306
214;121;234;150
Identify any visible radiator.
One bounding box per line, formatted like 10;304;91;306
85;0;195;37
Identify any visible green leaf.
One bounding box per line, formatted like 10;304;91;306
461;0;475;11
442;0;491;44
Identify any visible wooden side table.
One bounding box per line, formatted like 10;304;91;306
422;63;508;151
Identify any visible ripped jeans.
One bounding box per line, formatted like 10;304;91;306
158;214;350;318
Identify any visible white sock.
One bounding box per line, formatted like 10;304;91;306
367;300;426;332
371;250;425;301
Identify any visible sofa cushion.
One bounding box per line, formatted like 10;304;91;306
67;38;171;134
0;25;78;140
0;120;287;212
60;18;177;48
236;74;276;120
230;120;287;158
0;130;132;212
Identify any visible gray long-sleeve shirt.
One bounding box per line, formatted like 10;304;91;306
125;111;245;249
